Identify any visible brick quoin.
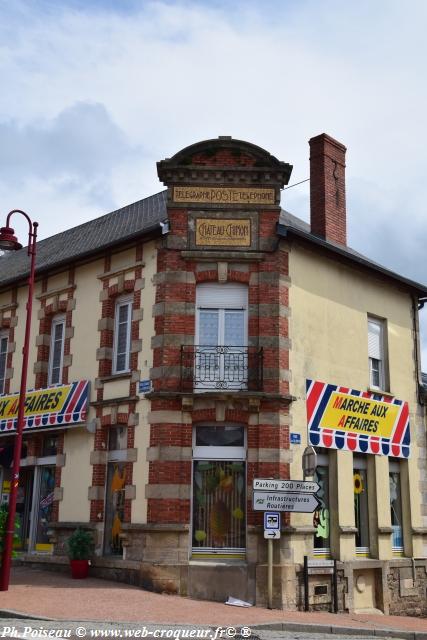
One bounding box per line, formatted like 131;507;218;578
1;288;17;394
149;461;191;484
51;432;64;523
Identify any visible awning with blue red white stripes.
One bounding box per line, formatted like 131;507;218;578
0;380;89;435
306;379;410;458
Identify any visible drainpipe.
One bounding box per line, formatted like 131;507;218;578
412;295;425;405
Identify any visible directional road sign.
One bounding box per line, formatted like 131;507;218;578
264;529;281;540
253;478;320;493
253;490;321;513
264;512;280;530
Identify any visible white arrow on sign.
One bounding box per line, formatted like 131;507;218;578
253;490;321;513
264;529;281;540
253;478;320;493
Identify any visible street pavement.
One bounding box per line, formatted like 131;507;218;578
0;567;425;640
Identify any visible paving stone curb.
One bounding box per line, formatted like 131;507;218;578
0;610;55;621
251;622;427;640
1;610;426;640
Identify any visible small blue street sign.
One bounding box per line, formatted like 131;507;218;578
290;432;301;445
138;379;152;394
264;512;280;530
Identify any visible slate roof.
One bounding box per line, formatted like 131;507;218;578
1;188;427;297
0;190;168;288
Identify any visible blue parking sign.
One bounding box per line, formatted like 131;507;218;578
264;512;280;530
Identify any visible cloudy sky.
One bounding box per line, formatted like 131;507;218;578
1;0;426;367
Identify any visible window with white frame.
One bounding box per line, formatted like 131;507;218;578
113;297;132;374
368;317;387;391
195;283;248;391
48;316;65;386
0;331;8;395
389;459;404;554
104;425;128;556
353;456;370;556
313;451;330;557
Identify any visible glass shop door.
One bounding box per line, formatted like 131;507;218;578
15;467;34;551
31;465;55;553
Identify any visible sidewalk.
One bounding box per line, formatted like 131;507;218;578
1;567;426;638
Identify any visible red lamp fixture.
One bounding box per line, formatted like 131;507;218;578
0;226;23;251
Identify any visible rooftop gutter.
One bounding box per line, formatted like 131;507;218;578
277;223;427;297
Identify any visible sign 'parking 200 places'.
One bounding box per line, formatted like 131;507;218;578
306;379;410;458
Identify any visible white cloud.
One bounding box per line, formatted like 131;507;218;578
0;0;426;366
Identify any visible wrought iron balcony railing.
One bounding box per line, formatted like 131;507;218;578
180;345;263;392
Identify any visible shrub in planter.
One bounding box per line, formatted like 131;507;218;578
0;504;20;566
66;528;94;579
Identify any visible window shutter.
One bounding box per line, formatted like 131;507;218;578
114;298;132;373
49;318;65;385
196;283;247;308
368;320;382;359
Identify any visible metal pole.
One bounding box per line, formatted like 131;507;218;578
304;555;309;611
0;214;38;591
333;559;338;613
267;538;273;609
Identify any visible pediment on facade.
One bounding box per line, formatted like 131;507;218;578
157;136;293;188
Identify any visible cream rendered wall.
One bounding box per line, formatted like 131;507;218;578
111;248;137;271
288;242;423;559
69;259;103;403
132;240;157;523
60;427;93;521
10;280;42;393
46;272;68;292
59;259;102;520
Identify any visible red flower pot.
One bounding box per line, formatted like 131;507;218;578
70;559;89;579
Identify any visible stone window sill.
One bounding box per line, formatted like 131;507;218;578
99;372;132;383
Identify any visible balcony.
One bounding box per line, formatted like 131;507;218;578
180;345;263;392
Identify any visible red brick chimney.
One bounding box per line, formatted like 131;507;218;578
309;133;347;246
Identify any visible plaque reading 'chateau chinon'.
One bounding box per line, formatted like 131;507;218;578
173;186;275;205
196;218;251;247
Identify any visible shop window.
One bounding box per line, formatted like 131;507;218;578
42;435;58;457
48;316;65;386
108;425;128;451
195;284;248;391
353;457;370;556
192;424;246;558
367;317;387;391
113;297;132;374
104;426;128;555
313;453;330;557
0;331;8;394
34;465;55;552
389;460;403;554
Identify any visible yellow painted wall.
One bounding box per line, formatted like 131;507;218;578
288;242;423;559
111;248;137;272
60;427;93;521
11;280;42;393
132;240;157;523
46;272;68;292
71;259;103;402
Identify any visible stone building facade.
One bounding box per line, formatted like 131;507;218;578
0;133;426;614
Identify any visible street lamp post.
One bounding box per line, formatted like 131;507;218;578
0;210;38;591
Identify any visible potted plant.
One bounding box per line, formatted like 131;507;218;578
0;504;20;566
66;528;94;579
